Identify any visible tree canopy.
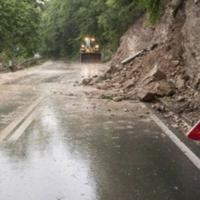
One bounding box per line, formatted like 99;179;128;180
39;0;142;58
0;0;162;62
0;0;42;61
39;0;162;58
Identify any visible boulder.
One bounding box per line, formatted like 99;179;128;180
123;78;135;89
137;89;156;102
143;65;167;84
113;96;124;102
137;80;175;102
153;80;175;97
175;75;185;89
96;82;110;90
82;78;92;85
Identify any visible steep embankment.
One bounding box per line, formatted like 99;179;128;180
91;0;200;125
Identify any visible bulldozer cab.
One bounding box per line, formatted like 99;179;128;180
80;37;101;63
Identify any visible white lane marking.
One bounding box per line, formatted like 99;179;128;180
8;109;37;142
0;96;43;142
151;114;200;170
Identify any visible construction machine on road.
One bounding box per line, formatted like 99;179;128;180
80;37;101;63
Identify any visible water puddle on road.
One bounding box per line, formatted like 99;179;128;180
0;96;200;200
0;61;200;200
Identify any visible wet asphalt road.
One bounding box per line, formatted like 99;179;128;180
0;61;200;200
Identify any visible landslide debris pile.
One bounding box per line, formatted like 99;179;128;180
91;0;200;124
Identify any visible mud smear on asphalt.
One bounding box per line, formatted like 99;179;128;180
0;61;200;200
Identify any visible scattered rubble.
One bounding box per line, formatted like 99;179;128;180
89;0;200;131
82;78;93;85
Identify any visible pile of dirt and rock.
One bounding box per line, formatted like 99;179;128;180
87;0;200;125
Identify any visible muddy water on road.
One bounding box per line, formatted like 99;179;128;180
0;62;105;131
0;61;200;200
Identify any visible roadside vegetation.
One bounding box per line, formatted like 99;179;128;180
0;0;43;69
39;0;163;59
0;0;162;68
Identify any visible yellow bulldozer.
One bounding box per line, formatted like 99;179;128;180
80;36;101;63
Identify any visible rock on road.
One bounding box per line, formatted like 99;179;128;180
0;61;200;200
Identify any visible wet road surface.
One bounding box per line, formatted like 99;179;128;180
0;61;200;200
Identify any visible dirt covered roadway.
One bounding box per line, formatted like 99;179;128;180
0;61;200;200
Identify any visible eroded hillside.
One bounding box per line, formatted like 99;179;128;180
88;0;200;126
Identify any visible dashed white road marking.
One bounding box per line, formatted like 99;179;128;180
0;96;43;142
151;114;200;170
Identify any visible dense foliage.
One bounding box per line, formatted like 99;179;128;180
39;0;162;58
139;0;162;24
0;0;42;65
0;0;162;63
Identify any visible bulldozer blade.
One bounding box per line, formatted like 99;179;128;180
80;53;101;63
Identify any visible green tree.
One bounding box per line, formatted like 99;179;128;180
137;0;162;24
39;0;163;58
0;0;41;60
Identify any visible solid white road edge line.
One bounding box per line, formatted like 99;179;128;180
0;96;44;142
151;114;200;170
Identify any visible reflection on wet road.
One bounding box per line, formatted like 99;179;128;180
0;61;200;200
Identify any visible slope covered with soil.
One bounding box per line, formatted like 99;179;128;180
90;0;200;127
